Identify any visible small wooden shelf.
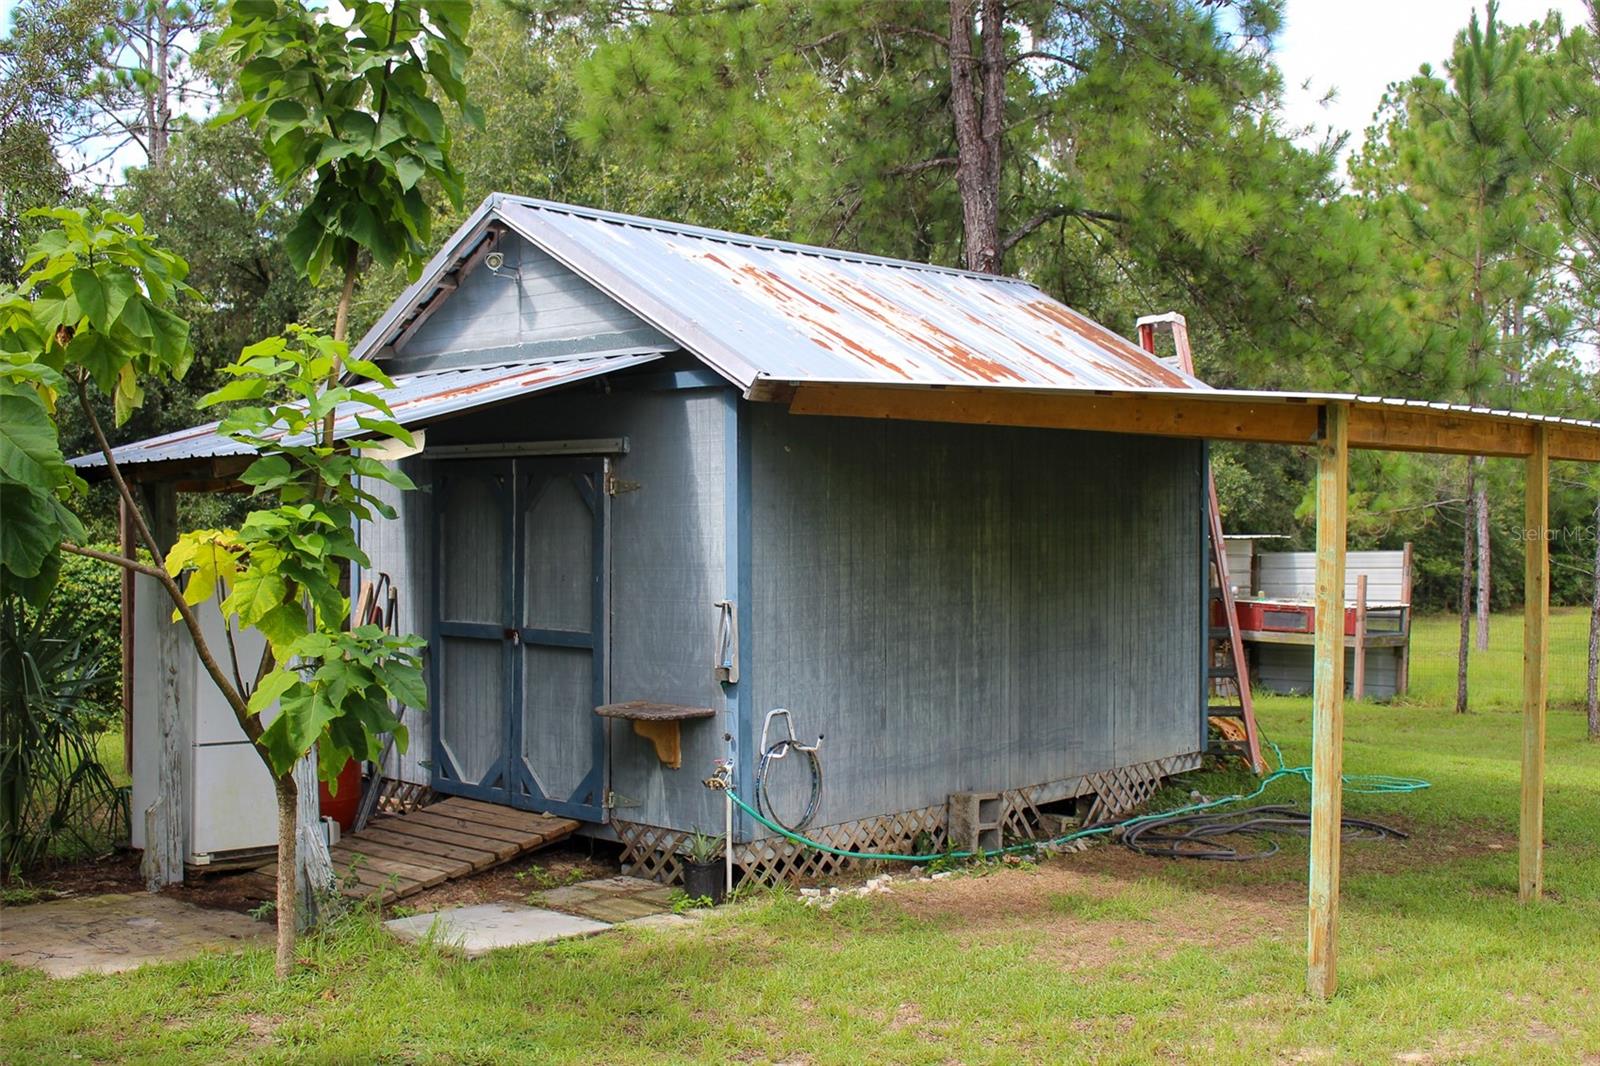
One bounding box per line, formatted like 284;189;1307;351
595;701;714;769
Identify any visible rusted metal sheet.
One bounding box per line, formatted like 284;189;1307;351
489;197;1201;392
70;351;665;471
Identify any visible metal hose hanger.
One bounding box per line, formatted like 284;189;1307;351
754;709;823;832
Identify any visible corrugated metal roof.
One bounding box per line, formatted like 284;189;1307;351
71;351;664;470
353;195;1203;394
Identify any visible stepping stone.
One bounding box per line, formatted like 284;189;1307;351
538;885;602;906
575;895;666;923
582;876;662;896
384;903;608;957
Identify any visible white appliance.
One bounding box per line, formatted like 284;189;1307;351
130;573;280;863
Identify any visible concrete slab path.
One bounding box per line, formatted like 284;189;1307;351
384;903;609;956
0;893;269;978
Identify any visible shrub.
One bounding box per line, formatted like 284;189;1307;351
0;595;128;876
48;546;124;727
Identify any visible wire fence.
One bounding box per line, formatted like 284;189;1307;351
1405;607;1594;712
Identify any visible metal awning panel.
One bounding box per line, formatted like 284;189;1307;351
71;351;666;471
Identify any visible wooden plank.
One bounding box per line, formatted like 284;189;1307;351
370;814;520;860
400;809;545;848
257;863;382;899
432;797;578;835
327;857;431;895
1308;402;1349;1001
332;840;468;880
1521;426;1550;903
1352;574;1368;701
787;384;1323;446
329;848;454;888
594;700;715;721
355;826;499;870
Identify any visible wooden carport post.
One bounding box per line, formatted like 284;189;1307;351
1308;402;1348;1000
1520;426;1549;902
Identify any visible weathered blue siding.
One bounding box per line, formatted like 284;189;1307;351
746;407;1205;833
390;234;670;373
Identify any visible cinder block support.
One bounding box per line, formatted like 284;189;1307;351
948;792;1002;856
1521;426;1550;903
1308;403;1348;1000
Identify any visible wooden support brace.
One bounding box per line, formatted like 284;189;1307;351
632;719;683;770
1521;427;1550;903
1308;403;1348;1000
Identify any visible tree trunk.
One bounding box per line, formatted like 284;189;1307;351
149;4;172;169
273;774;298;979
947;0;1004;274
1588;492;1599;740
1456;462;1476;714
1475;458;1490;650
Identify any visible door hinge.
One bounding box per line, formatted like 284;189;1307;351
605;790;640;810
605;470;641;496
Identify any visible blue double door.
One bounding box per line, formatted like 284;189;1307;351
431;458;608;821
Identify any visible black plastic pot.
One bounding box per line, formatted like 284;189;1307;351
681;859;725;905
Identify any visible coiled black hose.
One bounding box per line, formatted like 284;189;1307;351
754;738;823;833
1120;803;1407;861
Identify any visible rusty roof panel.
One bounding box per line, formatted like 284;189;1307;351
459;197;1206;393
71;351;665;470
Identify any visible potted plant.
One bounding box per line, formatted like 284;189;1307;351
680;829;726;905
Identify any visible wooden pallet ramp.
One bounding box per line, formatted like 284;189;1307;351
243;797;580;906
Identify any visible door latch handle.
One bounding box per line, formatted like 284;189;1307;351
714;600;738;684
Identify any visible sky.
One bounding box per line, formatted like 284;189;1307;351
1275;0;1594;171
2;0;1593;181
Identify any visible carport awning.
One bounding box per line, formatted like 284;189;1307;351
764;377;1600;462
70;350;667;481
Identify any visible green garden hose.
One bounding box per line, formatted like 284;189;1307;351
724;742;1429;864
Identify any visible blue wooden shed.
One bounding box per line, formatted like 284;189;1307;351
92;195;1216;882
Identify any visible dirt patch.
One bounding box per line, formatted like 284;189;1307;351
1;851;144;904
888;845;1301;971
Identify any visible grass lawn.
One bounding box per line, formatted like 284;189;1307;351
3;618;1597;1063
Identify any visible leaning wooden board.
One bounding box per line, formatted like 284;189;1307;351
242;797;581;906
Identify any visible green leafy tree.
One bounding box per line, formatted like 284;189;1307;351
1353;4;1588;712
0;207;425;978
531;0;1392;387
210;0;479;342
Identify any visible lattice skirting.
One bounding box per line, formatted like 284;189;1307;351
614;754;1197;885
375;779;433;815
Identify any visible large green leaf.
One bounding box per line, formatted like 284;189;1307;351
0;382;70;490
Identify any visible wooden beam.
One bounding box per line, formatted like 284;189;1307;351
1346;406;1535;458
119;495;136;776
788;384;1322;445
1352;574;1368;701
1521;425;1550;903
784;385;1600;462
1308;403;1349;1000
1548;424;1600;464
1396;542;1414;696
